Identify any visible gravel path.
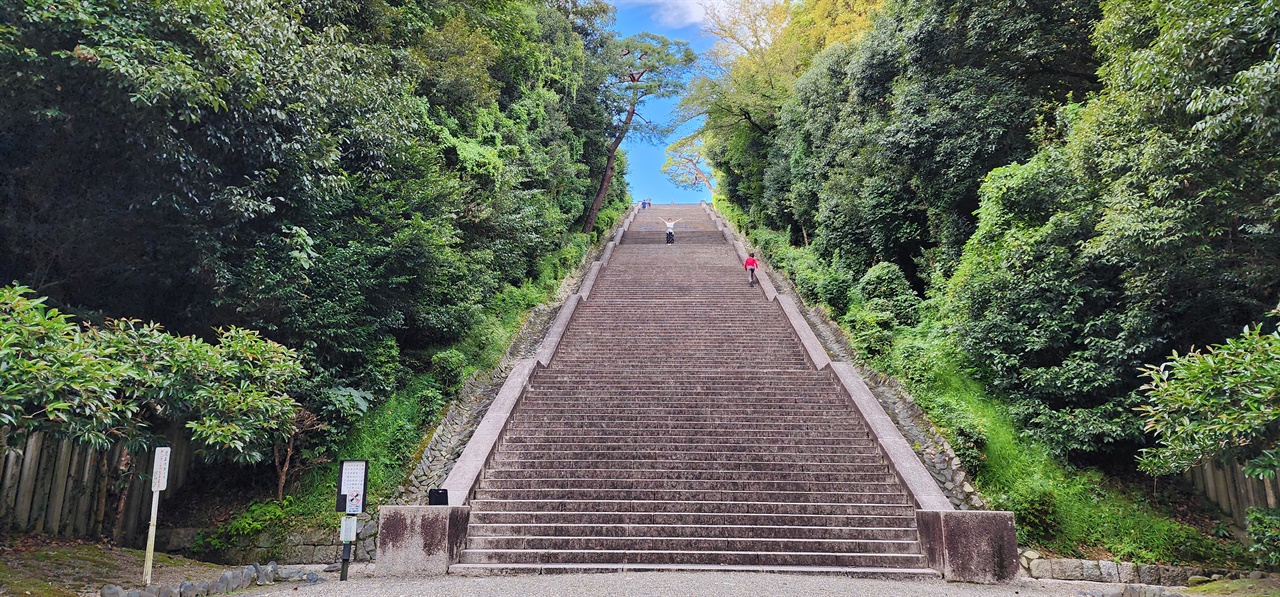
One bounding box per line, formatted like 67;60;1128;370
249;569;1118;597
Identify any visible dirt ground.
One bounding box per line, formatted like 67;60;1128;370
0;537;224;596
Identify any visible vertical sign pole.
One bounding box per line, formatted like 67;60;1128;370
341;539;351;581
143;494;159;585
143;446;171;587
336;460;366;582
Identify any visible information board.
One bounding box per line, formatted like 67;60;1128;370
339;516;358;542
337;460;367;514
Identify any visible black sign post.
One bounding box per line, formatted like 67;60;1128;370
336;460;368;581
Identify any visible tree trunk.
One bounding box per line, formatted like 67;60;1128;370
582;103;638;233
274;436;294;501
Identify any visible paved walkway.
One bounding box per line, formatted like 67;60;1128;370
248;568;1117;597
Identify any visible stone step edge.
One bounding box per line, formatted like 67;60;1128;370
467;523;918;532
447;562;943;578
458;548;928;559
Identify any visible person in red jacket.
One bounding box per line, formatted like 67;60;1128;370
744;252;759;287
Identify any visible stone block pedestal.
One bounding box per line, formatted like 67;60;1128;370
375;505;469;577
916;510;1018;583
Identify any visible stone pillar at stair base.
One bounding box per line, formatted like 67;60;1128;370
375;505;469;577
916;510;1018;583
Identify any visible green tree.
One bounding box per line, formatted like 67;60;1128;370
948;0;1280;457
581;32;695;232
661;135;715;193
0;0;635;463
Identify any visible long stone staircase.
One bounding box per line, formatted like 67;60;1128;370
448;205;937;575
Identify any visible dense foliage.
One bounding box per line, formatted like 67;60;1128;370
1138;313;1280;479
718;203;1241;564
948;0;1280;456
1;0;642;462
1248;508;1280;569
0;284;302;464
699;0;1279;463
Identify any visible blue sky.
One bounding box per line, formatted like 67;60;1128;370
609;1;716;204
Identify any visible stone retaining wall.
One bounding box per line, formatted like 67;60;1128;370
161;513;378;565
1020;550;1271;586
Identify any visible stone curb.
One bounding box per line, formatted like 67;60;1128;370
100;562;323;597
441;358;538;505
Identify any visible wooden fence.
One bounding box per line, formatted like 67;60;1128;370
0;427;194;545
1188;460;1280;529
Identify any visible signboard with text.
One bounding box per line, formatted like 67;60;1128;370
336;460;367;515
152;447;171;492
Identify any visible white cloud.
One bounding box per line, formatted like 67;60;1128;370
613;0;729;28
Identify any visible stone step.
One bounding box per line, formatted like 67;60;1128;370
465;523;919;541
497;437;878;449
522;384;839;393
449;208;929;573
493;439;882;453
482;468;891;482
467;511;914;528
448;562;940;578
456;548;929;568
464;536;923;555
486;459;891;473
531;371;825;379
548;357;811;365
511;406;853;416
468;499;917;516
517;396;846;405
477;478;904;493
504;427;870;438
470;488;909;505
511;414;864;424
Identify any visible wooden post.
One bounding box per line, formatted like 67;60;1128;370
143;447;171;586
14;433;43;531
46;438;73;535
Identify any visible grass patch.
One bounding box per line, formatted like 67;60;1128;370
0;561;75;597
0;539;223;595
881;323;1244;565
1186;579;1280;596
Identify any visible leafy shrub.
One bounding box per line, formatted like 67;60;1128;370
0;284;304;462
853;262;920;325
193;497;296;556
430;349;468;389
818;266;854;316
1138;313;1280;478
791;262;825;303
885;335;988;472
996;481;1063;545
1248;508;1280;570
843;305;896;359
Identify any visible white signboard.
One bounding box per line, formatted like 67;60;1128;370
338;460;367;514
340;516;358;542
152;447;172;492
